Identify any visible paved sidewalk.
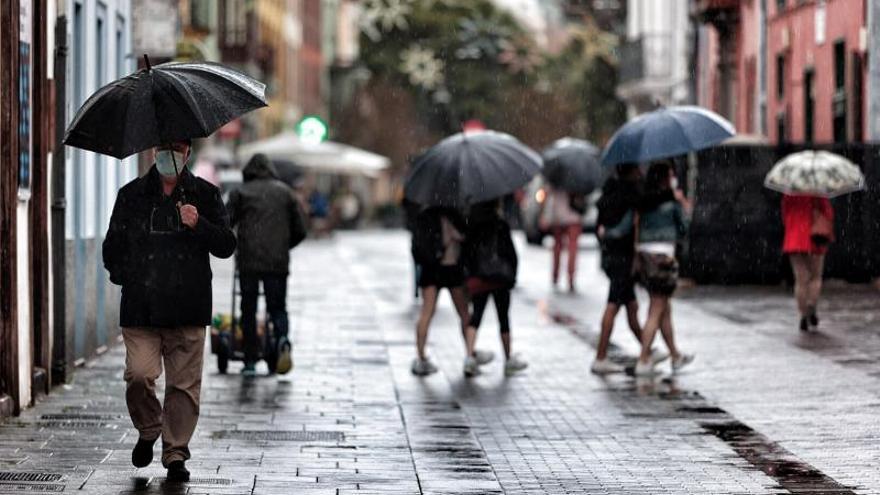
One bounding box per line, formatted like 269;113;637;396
0;231;878;494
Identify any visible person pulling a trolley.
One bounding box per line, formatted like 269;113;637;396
227;153;307;376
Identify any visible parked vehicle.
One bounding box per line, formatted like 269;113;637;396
519;176;599;245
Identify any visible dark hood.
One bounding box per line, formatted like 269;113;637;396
243;153;279;182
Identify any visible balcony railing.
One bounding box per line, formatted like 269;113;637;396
618;34;672;85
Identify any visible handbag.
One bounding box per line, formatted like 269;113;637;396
810;203;834;247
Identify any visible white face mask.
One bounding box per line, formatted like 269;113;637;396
670;176;679;190
156;150;187;177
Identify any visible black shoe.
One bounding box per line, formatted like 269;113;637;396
799;317;809;332
131;437;156;468
166;460;190;482
808;307;819;327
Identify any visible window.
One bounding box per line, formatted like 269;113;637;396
222;0;247;47
804;70;814;143
776;0;786;13
191;0;212;31
832;39;847;143
834;40;846;91
776;113;786;143
116;16;126;78
776;54;785;99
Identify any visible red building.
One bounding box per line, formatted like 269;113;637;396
694;0;869;144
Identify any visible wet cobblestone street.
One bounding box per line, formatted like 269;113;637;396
1;231;878;494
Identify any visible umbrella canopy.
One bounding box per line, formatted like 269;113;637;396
542;137;603;194
272;159;304;187
764;150;865;198
64;59;267;159
601;106;735;167
405;130;542;208
237;131;390;178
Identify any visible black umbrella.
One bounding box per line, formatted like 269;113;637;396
64;57;267;159
404;130;542;208
272;159;304;188
541;137;603;194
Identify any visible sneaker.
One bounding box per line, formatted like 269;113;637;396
411;357;438;376
671;353;695;373
591;358;624;375
799;317;809;332
131;437;156;468
463;356;481;377
473;349;495;365
166;460;190;482
504;354;529;376
634;360;657;376
650;348;670;365
241;362;257;377
276;339;293;375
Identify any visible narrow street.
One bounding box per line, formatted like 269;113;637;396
1;231;878;494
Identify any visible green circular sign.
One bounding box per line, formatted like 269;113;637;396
295;115;329;145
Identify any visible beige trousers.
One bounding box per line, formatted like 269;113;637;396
122;326;205;466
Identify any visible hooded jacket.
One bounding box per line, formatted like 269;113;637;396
226;154;306;274
103;166;236;328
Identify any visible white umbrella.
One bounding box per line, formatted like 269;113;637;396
764;150;865;198
238;131;390;177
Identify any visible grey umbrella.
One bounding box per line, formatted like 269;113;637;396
542;137;603;194
64;57;267;159
404;130;542;208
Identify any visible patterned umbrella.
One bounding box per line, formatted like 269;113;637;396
764;151;865;198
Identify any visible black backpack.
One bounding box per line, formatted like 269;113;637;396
411;209;443;265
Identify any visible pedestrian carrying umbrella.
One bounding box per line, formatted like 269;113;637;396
64;56;267;159
600;106;735;167
764;150;865;198
542;137;603;194
404;130;542;208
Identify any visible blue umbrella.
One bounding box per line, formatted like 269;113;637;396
600;106;735;167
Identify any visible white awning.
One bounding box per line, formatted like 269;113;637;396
238;131;390;177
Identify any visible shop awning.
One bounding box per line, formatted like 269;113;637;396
238;131;390;177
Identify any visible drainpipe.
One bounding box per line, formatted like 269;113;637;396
869;0;880;141
51;16;67;385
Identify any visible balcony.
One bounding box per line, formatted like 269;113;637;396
693;0;741;25
618;34;672;86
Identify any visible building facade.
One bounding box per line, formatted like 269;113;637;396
693;0;869;144
617;0;693;116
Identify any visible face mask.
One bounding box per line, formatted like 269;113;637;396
156;150;187;177
670;176;679;190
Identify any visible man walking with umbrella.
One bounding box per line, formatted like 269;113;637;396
64;58;267;482
103;140;236;480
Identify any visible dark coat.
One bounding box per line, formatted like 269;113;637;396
103;166;236;328
596;177;641;255
226;156;306;274
464;207;518;287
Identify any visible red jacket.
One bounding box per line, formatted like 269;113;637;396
781;195;834;254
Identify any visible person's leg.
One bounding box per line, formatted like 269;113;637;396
566;223;581;290
638;295;668;364
159;326;206;467
625;300;642;342
467;291;490;357
552;227;563;285
657;301;680;360
122;327;164;443
789;254;810;317
450;286;472;347
416;286;438;360
807;254;825;313
493;289;512;358
238;272;260;366
596;303;620;361
263;274;289;342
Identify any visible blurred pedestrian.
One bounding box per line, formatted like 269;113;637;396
226;154;307;376
463;200;528;377
592;164;668;374
103;140;236;481
402;197;423;300
782;195;834;331
632;162;694;376
410;207;493;375
540;185;585;292
308;189;332;237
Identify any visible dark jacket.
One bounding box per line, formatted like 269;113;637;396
464;205;518;287
226;155;306;274
411;207;466;266
596;177;641;255
103;166;236;328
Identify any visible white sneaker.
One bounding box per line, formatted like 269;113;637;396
634;360;657;376
590;358;625;375
671;353;695;373
473;349;495;365
650;348;670;365
504;354;528;376
411;357;438;376
463;356;481;377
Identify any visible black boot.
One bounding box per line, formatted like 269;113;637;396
807;306;819;328
131;437;157;468
799;317;809;332
166;460;190;482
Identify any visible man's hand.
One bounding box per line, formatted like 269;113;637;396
178;202;199;229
